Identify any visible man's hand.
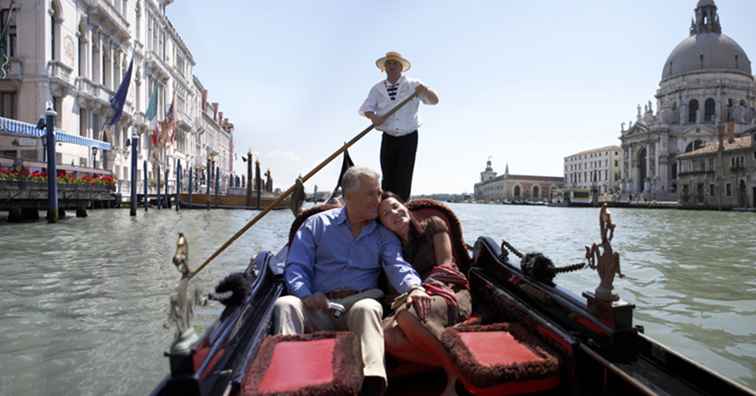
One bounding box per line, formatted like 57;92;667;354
415;84;429;97
365;112;385;127
408;287;431;321
302;292;329;311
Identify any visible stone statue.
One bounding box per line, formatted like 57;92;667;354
648;100;653;114
584;204;624;302
621;122;625;132
165;233;206;354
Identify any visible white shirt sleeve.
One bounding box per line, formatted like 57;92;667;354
408;79;432;105
359;84;381;116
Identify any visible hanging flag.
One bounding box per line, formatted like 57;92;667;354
329;148;355;201
0;1;16;80
108;54;134;127
159;92;176;146
145;86;159;146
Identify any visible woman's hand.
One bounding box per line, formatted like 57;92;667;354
408;287;431;321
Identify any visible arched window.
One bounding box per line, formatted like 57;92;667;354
513;185;521;199
685;139;704;153
704;98;716;122
532;185;540;199
689;99;699;123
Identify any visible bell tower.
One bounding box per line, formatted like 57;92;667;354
480;157;497;182
690;0;721;35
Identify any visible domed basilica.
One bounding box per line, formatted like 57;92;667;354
620;0;755;200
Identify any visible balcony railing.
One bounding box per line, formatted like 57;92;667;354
678;170;714;177
1;59;23;80
84;0;130;39
48;61;74;86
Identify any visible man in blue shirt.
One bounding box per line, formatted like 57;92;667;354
273;166;428;394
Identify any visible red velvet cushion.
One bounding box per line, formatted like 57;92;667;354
442;323;561;395
242;332;362;396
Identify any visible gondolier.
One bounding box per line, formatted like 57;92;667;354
360;51;439;202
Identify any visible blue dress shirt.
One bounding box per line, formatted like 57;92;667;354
285;207;422;298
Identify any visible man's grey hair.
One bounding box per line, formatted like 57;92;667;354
342;166;380;194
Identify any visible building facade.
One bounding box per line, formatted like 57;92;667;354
676;128;756;208
619;0;755;201
0;0;234;194
474;159;563;203
564;145;622;197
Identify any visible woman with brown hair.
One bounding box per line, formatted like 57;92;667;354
378;191;471;395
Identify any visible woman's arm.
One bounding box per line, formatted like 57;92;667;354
432;231;455;266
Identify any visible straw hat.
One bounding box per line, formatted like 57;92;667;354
375;51;411;72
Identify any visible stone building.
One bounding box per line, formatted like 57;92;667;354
564;145;622;196
0;0;234;194
619;0;755;201
676;128;756;208
474;159;563;203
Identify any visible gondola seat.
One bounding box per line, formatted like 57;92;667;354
242;331;363;396
441;323;561;396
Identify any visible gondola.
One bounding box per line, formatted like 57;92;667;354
150;200;755;396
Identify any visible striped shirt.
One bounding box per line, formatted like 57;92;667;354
359;76;434;137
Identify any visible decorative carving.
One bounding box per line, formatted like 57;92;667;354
165;233;205;354
64;36;75;65
584;204;624;302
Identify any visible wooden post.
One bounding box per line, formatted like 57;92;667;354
188;166;193;206
165;167;170;208
143;160;148;212
176;159;181;212
157;164;162;209
215;165;220;208
255;159;261;210
45;104;58;223
130;135;138;217
246;152;253;207
206;158;211;210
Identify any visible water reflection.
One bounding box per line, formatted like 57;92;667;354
0;205;753;395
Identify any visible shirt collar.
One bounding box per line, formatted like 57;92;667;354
334;207;348;225
337;207;378;238
385;75;406;87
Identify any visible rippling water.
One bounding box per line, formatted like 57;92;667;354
0;204;754;395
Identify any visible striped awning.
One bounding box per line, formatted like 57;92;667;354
0;116;112;150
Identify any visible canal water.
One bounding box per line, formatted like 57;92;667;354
0;204;754;395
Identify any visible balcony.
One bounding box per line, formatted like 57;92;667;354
1;58;24;80
177;110;193;130
84;0;130;40
48;61;75;96
678;170;714;177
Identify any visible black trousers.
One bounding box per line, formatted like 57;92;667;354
380;131;418;202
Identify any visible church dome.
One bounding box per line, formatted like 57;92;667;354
662;33;752;80
661;0;752;81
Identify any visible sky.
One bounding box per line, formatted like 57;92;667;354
166;0;756;195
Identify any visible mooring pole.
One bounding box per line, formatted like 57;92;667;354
143;160;148;212
255;159;262;210
176;159;181;212
157;164;162;209
130;133;138;216
165;167;170;209
206;159;211;210
45;103;58;223
188;166;193;206
246;151;253;207
215;166;220;208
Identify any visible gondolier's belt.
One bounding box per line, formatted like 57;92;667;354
325;289;360;300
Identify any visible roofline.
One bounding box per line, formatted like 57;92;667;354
565;145;621;158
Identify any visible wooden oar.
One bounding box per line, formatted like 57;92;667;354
189;92;419;279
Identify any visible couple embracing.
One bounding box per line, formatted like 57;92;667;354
272;166;470;396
